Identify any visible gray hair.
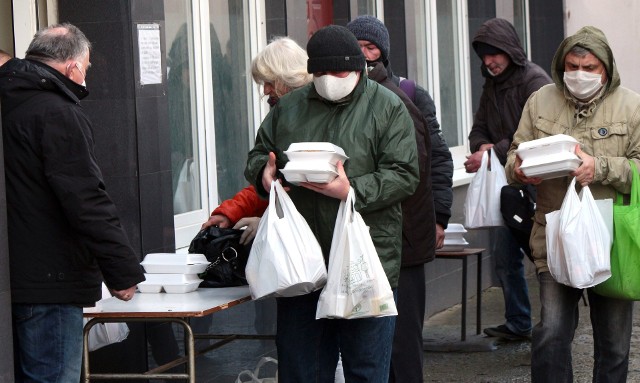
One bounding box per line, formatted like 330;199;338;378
25;23;91;64
568;45;591;58
251;36;312;96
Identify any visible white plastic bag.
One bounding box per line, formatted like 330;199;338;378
235;357;278;383
545;177;612;288
316;188;397;319
83;283;130;351
245;180;327;299
464;150;507;228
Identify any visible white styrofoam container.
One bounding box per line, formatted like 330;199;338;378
138;273;203;294
280;161;338;183
140;253;209;274
284;142;348;165
520;157;582;180
516;134;579;160
163;282;201;293
444;223;468;241
441;237;470;252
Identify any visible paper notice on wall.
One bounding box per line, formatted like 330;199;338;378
137;23;162;85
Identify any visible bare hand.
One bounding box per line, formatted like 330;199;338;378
572;145;595;186
513;155;543;185
464;150;486;173
299;161;350;201
233;217;260;244
110;286;137;302
262;152;278;192
202;214;231;229
435;224;445;250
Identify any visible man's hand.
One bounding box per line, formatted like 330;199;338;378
110;286;137;302
202;214;231;229
435;223;445;249
464;144;495;173
233;217;261;244
261;152;278;192
513;155;543;185
300;161;350;201
572;145;595;186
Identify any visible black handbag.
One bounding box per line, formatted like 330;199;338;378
500;184;536;262
188;226;251;288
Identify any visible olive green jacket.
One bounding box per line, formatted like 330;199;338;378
505;26;640;273
245;74;419;287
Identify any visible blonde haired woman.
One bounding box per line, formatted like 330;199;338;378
202;36;311;233
251;36;312;106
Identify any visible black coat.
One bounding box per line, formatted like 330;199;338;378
469;18;553;164
388;67;454;230
369;62;437;266
0;59;144;305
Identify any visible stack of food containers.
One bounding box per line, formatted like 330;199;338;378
516;134;582;180
442;224;470;251
138;253;209;293
279;142;349;184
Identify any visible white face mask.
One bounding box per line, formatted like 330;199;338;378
313;72;359;101
563;70;604;100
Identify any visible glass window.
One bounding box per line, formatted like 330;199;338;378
165;0;202;215
208;0;252;203
435;0;465;148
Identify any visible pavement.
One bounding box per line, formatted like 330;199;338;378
421;270;640;382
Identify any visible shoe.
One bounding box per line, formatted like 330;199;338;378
483;325;531;341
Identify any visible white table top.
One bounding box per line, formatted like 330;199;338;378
83;286;251;318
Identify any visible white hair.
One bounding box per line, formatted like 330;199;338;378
251;36;312;96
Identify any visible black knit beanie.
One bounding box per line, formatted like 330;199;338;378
346;15;390;63
307;25;366;74
473;42;504;58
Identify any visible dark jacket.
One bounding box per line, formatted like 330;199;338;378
245;73;420;287
469;18;552;164
369;62;436;266
0;58;145;305
388;67;453;229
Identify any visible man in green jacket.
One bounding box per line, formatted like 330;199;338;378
245;25;419;383
506;26;640;382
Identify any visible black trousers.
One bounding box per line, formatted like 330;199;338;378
389;264;426;383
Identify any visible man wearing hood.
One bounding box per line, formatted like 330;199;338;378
464;18;552;341
245;25;419;382
506;26;640;382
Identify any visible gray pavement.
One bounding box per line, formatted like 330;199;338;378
422;271;640;382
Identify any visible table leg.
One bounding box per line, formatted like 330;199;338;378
461;256;468;341
476;251;482;335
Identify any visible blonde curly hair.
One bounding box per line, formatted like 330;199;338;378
251;36;312;97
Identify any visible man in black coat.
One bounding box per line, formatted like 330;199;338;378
0;23;145;382
347;16;454;383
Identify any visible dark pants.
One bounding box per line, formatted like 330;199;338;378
276;289;396;383
531;272;633;383
389;264;426;383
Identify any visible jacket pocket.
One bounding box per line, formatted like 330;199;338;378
590;122;628;157
535;118;569;139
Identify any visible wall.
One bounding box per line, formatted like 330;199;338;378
564;0;640;93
